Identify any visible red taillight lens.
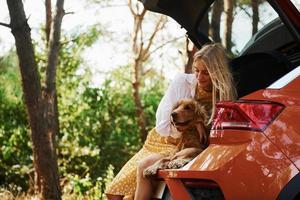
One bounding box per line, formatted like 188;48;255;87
212;101;284;131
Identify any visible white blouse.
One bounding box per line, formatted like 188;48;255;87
155;73;198;136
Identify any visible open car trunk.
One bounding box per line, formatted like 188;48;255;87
139;0;300;49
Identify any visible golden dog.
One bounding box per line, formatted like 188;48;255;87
144;98;209;176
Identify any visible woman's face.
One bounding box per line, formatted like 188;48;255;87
193;60;212;91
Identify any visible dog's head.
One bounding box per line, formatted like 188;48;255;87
171;98;209;144
171;98;208;130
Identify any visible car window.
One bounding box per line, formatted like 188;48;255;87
193;0;299;97
203;0;279;55
291;0;300;10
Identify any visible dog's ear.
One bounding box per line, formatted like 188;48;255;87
195;104;209;123
194;102;210;146
195;122;208;146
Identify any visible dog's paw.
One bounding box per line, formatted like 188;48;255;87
143;165;159;177
167;158;192;169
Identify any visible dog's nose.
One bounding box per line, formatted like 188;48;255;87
171;112;177;119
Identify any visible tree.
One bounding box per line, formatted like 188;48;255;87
184;38;198;73
184;12;208;73
0;51;31;191
223;0;234;51
210;0;223;43
3;0;65;199
236;0;262;37
45;0;52;44
128;0;166;142
251;0;259;35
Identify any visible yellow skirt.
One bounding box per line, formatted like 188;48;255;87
105;128;179;200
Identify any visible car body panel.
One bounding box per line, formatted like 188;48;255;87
241;74;300;170
264;106;300;170
158;131;299;200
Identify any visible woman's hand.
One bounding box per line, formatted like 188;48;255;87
171;147;203;160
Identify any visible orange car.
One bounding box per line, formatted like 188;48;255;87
139;0;300;199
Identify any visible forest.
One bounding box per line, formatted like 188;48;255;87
0;0;274;199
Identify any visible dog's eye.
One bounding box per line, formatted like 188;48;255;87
184;105;192;110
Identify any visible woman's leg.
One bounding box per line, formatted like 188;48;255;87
134;153;165;200
106;194;124;200
105;148;147;199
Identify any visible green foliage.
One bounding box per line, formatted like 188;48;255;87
0;51;32;191
0;23;166;199
58;64;165;197
0;51;23;102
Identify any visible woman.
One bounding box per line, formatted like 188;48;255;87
105;43;236;200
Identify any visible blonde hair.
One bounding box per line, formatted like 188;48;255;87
193;43;237;123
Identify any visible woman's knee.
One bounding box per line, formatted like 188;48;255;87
137;154;163;175
137;158;151;174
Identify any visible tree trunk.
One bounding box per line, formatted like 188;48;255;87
210;0;223;42
132;59;147;142
129;0;166;142
45;0;52;45
184;12;208;72
130;3;148;142
184;38;197;73
42;0;65;198
223;0;234;52
251;0;259;35
6;0;63;199
184;12;208;73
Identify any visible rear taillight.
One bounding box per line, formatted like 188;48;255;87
212;101;284;131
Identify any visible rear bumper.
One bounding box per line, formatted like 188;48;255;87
156;132;299;200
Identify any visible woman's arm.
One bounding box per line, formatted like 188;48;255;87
155;73;193;136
